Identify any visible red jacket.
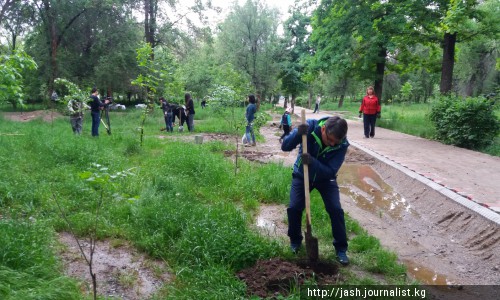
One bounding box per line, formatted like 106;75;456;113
359;95;380;115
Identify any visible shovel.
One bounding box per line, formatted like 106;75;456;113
301;109;319;262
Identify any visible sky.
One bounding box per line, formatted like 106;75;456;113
208;0;297;20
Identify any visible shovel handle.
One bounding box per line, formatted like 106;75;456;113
301;109;312;228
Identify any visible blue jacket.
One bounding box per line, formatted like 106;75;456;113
280;113;292;126
246;103;257;123
281;117;349;183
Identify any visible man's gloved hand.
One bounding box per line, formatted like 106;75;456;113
376;112;381;119
279;124;282;130
301;153;312;165
297;124;308;136
358;111;362;118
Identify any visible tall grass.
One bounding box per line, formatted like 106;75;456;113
0;219;82;299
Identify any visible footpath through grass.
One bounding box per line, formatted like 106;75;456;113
1;105;414;299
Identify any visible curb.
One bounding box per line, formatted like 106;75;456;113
349;140;500;226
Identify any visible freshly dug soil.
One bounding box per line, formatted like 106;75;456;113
237;258;340;298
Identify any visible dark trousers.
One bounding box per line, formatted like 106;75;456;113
165;112;173;132
313;103;319;113
187;114;194;132
363;114;377;137
280;125;291;140
287;176;348;252
91;111;101;136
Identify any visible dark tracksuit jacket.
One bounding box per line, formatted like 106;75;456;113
281;117;349;251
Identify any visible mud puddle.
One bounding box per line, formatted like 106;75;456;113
339;164;418;220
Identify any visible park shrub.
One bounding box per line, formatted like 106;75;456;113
429;95;499;149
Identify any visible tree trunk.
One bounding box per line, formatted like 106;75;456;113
11;32;17;50
42;0;57;96
42;0;86;97
144;0;157;48
465;73;476;97
308;87;313;109
374;48;387;102
50;20;58;94
338;94;345;108
440;32;456;95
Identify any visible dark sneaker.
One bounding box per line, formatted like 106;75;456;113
291;243;302;254
336;251;349;266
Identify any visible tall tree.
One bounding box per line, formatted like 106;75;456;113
279;1;310;110
310;0;408;101
0;0;34;50
141;0;216;50
438;0;483;94
410;0;489;94
0;0;17;24
31;0;88;96
216;0;280;97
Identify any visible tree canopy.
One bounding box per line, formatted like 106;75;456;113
0;0;497;105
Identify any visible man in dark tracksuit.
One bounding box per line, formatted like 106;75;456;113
89;88;109;137
281;116;350;265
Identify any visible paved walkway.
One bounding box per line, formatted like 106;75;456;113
288;105;500;224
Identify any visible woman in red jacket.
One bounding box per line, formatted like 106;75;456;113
358;86;381;138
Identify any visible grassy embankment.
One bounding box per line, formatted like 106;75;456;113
320;100;500;157
1;104;413;299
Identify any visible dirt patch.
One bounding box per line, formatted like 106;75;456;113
2;110;63;122
254;204;288;239
237;258;340;298
58;232;171;300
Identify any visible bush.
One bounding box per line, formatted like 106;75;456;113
429;96;500;149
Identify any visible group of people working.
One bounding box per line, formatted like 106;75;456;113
158;93;195;133
65;89;197;136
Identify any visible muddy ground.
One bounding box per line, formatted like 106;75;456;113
4;110;499;299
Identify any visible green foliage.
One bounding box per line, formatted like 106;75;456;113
132;43;172;146
207;85;246;134
429;96;500;149
53;78;88;115
399;82;413;102
0;50;37;108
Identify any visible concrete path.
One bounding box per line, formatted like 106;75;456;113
287;104;500;224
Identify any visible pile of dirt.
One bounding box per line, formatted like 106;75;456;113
237;258;340;298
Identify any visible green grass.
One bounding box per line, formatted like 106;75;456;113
0;104;414;299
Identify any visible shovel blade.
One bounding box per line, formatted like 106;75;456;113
305;228;319;262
